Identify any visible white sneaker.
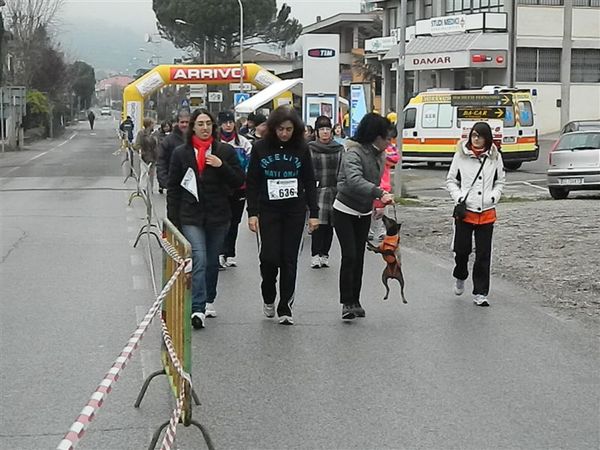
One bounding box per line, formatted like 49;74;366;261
205;303;217;318
191;312;205;329
311;255;321;268
320;255;330;267
279;315;294;325
263;303;275;318
473;294;490;307
218;255;227;269
454;279;465;296
226;257;237;267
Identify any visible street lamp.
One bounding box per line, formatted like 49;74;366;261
174;19;207;64
237;0;244;95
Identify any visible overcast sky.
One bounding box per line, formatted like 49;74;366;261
57;0;361;75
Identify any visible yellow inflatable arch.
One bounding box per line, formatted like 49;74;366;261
122;63;293;131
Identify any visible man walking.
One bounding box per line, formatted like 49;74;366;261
157;109;190;194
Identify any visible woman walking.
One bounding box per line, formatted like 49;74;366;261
334;113;394;321
167;109;244;328
308;115;344;268
446;121;505;306
246;106;319;325
217;110;253;268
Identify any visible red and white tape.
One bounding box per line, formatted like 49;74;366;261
57;260;185;450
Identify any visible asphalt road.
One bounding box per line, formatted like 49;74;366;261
1;118;598;450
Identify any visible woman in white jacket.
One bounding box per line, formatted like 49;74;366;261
446;122;505;306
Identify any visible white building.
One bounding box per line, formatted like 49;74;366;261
366;0;600;133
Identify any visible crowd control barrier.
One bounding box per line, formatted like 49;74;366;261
134;218;214;450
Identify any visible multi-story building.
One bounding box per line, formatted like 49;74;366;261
366;0;600;133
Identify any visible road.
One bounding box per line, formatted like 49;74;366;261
400;137;556;199
1;118;598;450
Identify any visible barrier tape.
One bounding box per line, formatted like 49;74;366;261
56;260;186;450
160;385;186;450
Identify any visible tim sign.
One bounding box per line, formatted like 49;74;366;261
307;48;336;58
170;67;245;83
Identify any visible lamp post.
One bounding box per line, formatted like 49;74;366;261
175;19;207;64
237;0;245;95
393;0;407;197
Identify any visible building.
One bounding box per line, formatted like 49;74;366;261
365;0;600;133
280;12;382;105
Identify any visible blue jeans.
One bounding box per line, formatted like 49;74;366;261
182;223;229;314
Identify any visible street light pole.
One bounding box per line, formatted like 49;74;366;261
393;0;407;197
237;0;244;95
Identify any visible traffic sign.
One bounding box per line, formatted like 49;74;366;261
229;83;254;92
208;92;223;103
181;99;189;108
457;107;505;120
234;93;251;105
190;84;207;98
451;94;513;107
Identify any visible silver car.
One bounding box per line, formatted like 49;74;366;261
547;131;600;199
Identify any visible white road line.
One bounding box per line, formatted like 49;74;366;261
27;132;78;163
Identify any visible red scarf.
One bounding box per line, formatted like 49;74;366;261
469;143;486;157
192;135;214;174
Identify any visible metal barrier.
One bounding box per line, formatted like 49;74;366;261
134;218;214;450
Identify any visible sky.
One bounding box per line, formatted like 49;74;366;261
56;0;362;76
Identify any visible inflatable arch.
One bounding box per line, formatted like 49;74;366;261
122;63;293;132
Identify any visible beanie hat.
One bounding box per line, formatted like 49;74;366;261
253;113;267;126
314;115;332;131
218;110;235;124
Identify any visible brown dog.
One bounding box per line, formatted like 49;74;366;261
366;215;407;303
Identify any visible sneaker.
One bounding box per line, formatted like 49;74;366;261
218;255;227;269
158;187;164;194
342;304;355;321
205;303;217;318
263;303;275;318
353;303;366;318
311;255;321;268
226;257;237;267
191;312;205;329
320;255;330;268
279;315;294;325
454;279;465;296
473;295;490;307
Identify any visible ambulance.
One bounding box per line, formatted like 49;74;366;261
401;87;539;170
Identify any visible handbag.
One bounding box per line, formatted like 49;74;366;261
453;156;487;220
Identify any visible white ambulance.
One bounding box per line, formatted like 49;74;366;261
401;87;539;170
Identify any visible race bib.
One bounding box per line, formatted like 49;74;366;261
267;178;298;201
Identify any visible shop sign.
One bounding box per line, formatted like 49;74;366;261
451;94;513;107
457;107;506;119
406;52;468;70
430;14;467;35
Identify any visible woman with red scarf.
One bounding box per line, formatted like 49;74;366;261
167;109;245;329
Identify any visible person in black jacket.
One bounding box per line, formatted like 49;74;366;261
167;109;244;329
246;106;319;325
158;109;190;194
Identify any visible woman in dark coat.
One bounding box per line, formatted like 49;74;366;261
167;109;245;329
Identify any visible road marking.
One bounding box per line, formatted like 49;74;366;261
26;132;78;163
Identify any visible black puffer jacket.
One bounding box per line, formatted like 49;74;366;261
167;141;245;228
157;126;185;189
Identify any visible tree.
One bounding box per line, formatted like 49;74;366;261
69;61;96;109
153;0;302;62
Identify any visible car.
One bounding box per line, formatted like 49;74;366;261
560;119;600;135
101;106;112;116
547;131;600;199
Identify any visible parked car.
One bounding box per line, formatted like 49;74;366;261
547;131;600;199
560;120;600;135
101;106;112;116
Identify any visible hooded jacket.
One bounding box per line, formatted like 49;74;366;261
446;140;506;213
309;139;344;224
335;140;386;214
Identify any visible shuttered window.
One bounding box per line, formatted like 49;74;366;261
516;48;561;82
571;49;600;82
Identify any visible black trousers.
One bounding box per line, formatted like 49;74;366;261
453;220;494;296
311;224;334;257
258;210;305;317
333;209;371;306
222;196;245;258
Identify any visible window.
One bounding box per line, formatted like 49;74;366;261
517;0;564;4
424;0;433;18
388;7;397;29
557;132;600;151
422;104;453;128
446;0;504;13
573;0;600;6
404;108;417;129
571;49;600;82
518;102;534;127
516;47;561;82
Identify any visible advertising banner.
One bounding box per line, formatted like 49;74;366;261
350;84;368;138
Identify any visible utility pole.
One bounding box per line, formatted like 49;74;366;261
237;0;244;95
506;0;517;87
393;0;407;197
560;0;573;128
